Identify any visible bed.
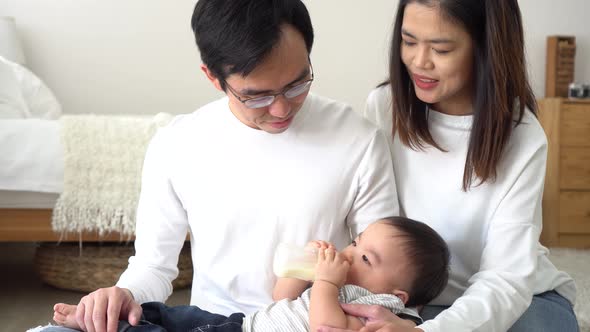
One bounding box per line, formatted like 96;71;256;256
0;116;197;294
0;116;169;242
0;119;66;241
0;195;128;242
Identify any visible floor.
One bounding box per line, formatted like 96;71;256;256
548;248;590;331
0;243;189;332
2;243;588;332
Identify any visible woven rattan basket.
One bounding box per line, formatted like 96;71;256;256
34;242;192;293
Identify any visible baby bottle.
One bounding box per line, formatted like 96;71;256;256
273;242;318;281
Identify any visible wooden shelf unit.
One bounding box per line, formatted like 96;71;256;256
538;98;590;248
545;36;576;98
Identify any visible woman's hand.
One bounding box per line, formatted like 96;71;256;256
317;303;422;332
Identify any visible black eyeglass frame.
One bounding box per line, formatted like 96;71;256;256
223;64;314;109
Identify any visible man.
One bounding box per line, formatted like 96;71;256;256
44;1;400;331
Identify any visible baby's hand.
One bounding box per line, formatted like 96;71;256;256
53;303;82;330
315;247;349;288
307;240;335;252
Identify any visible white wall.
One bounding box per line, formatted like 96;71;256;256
0;0;588;115
520;0;590;98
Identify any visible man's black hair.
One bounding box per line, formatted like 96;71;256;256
191;0;314;90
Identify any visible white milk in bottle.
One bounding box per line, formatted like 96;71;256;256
273;242;317;281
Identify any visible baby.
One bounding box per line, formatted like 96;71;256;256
53;216;449;331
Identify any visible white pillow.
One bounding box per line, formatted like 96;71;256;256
0;56;28;118
0;55;62;119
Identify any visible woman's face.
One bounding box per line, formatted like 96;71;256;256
400;3;475;115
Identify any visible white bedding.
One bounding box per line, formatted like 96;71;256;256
0;115;169;217
0;119;63;194
0;190;58;208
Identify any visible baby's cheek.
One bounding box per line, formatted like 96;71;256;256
346;266;359;284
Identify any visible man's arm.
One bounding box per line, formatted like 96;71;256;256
116;127;189;303
346;129;398;238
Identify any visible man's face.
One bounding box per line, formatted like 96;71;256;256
222;24;312;134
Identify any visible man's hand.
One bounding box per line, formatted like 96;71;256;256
317;303;422;332
74;286;142;332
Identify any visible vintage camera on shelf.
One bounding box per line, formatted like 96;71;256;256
568;83;590;99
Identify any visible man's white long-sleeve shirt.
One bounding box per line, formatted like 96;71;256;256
364;86;576;332
117;93;399;316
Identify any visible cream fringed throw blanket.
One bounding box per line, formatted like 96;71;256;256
52;113;172;237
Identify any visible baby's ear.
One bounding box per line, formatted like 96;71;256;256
392;289;410;305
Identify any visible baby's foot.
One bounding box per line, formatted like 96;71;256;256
53;303;82;330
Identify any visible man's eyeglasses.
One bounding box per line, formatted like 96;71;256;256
224;65;314;109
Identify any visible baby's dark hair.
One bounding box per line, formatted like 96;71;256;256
382;216;450;307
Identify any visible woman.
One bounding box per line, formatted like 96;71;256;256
321;0;578;331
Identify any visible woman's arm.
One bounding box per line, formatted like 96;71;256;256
418;134;549;331
317;303;419;332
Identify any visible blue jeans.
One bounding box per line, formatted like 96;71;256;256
39;302;245;332
421;291;579;332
